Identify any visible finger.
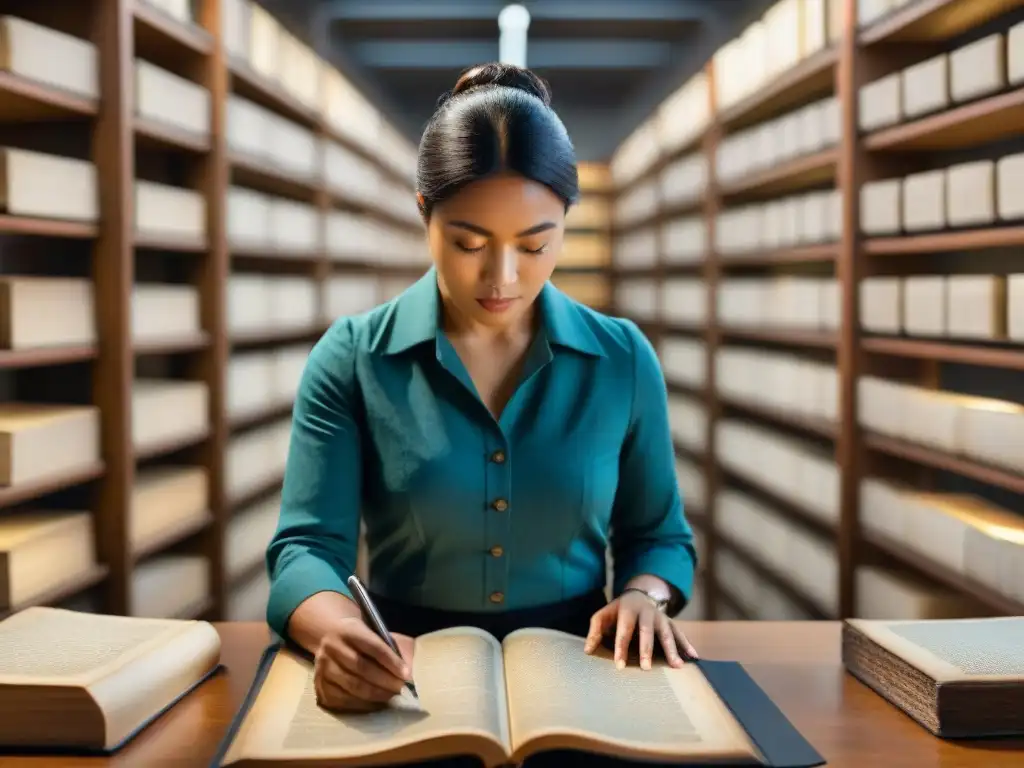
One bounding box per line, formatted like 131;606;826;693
346;624;411;679
657;616;684;668
638;608;656;671
330;656;401;703
584;605;616;653
316;673;382;712
330;642;407;696
614;606;637;670
672;622;699;660
315;651;382;711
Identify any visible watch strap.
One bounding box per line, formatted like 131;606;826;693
620;586;669;612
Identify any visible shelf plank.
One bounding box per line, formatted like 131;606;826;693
863;336;1024;370
134;116;211;154
863;431;1024;495
229;401;293;432
0;462;104;510
0;214;97;239
0;346;97;368
135;233;209;253
715;533;832;620
717;47;838;131
133;4;213;58
859;0;1024;45
227;59;319;128
865;87;1024;151
0;70;97;120
134;333;211;356
229;472;285;512
719;148;837;200
721;397;838;440
135;429;210;462
0;564;109;621
720;327;838;349
719;243;838;267
863;226;1024;254
133;513;214;562
230;325;328;348
666;379;704;398
862;531;1024;616
230;153;319;203
718;465;838;539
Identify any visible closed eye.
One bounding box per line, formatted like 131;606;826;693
455;241;486;253
521;244;548;255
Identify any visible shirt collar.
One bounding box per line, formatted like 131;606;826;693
373;266;605;358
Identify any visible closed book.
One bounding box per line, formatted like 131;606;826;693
132;379;209;452
134;181;205;245
131;466;209;554
0;606;220;752
0;277;95;349
0;16;97;99
0;511;96;610
134;58;210;138
843;617;1024;738
0;404;99;487
0;147;96;221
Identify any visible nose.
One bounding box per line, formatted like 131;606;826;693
483;246;517;291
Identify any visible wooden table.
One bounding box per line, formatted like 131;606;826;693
3;621;1022;767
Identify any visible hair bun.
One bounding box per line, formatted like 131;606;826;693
451;62;552;106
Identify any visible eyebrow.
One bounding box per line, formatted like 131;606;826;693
446;220;557;238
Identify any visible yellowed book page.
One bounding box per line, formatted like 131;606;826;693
222;627;512;767
502;628;758;764
846;617;1024;684
0;606;194;686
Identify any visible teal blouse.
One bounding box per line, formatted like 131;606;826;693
265;267;698;638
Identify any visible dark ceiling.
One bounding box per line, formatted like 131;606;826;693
258;0;767;161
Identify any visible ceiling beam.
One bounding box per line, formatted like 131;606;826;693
323;0;715;23
353;39;672;69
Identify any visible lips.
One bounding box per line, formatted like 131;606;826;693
476;298;517;312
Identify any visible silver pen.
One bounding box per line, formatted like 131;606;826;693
346;575;419;699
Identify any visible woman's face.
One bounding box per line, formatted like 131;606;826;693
423;173;565;331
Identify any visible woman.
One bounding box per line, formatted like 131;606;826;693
265;62;699;763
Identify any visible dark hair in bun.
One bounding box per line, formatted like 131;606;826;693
416;62;578;220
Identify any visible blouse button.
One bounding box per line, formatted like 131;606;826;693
492;498;508;512
490;591;505;604
490;450;506;464
490;545;504;557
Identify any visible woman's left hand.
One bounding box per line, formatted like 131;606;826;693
583;591;698;670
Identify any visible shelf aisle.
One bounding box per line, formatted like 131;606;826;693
0;0;426;622
609;0;1024;622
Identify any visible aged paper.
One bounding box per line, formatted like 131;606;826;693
848;617;1024;683
502;628;757;762
225;627;512;764
0;607;188;683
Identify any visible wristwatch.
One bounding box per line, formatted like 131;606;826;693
621;587;670;613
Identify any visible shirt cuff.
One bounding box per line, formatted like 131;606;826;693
266;556;353;639
614;547;695;607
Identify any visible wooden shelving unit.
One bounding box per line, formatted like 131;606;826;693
610;0;1024;623
0;0;428;623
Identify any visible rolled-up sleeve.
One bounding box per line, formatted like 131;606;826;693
609;320;698;604
265;320;362;638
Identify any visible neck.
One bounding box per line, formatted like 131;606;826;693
441;295;536;346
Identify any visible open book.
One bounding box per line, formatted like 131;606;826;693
843;616;1024;738
0;606;222;752
216;627;823;767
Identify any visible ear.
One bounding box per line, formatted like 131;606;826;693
416;191;425;209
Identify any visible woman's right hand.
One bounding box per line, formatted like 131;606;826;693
312;618;416;712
